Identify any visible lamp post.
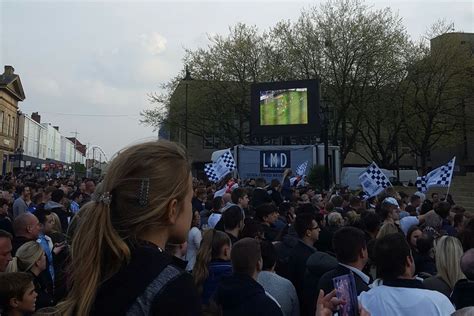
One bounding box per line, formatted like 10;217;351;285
14;146;24;175
183;65;193;149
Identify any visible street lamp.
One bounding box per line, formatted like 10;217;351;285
14;146;24;175
183;65;193;149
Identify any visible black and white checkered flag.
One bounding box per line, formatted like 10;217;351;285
359;162;392;197
416;157;456;193
219;150;236;172
204;149;236;183
204;163;219;182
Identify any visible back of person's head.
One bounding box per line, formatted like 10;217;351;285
223;205;243;231
405;205;417;216
212;196;223;211
59;140;191;315
424;211;442;230
435;236;465;289
34;209;52;226
231;188;246;204
255;203;277;222
193;229;230;290
349;196;361;208
294;213;316;239
330;195;343;208
255;178;266;188
16;185;26;196
410;194;421;205
12;213;37;237
51;189;64;203
260;240;277;271
278;202;293;217
375;233;412;280
231;237;262;276
240;220;264;240
416;233;434;255
451;205;466;214
420;200;433;215
0;272;34;313
49;212;62;233
6;241;44;273
327;212;343;227
460;249;474;280
361;211;381;234
270;179;280;189
195;187;206;200
332;227;366;264
435;201;451;219
295;203;317;215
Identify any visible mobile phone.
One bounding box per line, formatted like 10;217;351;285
332;272;359;316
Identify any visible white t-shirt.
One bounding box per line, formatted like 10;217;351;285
359;284;455;316
185;227;202;271
208;213;222;229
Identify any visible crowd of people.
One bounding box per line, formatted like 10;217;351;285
0;139;473;315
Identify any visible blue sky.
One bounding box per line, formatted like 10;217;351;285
1;0;473;159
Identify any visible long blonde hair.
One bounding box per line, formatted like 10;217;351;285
435;236;465;289
193;229;230;294
49;211;63;233
59;140;191;315
6;241;44;273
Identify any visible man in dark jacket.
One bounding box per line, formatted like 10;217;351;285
287;213;320;308
301;251;338;316
215;238;283;316
317;227;370;296
451;249;474;310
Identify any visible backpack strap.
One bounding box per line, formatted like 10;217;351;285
126;264;183;315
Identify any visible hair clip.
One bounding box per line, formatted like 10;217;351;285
95;192;112;205
138;178;150;207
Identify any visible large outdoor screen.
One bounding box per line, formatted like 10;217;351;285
251;79;321;137
260;88;308;126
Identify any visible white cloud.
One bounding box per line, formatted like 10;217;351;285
140;32;167;55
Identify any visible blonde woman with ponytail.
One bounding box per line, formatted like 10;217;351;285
6;241;55;309
424;236;465;297
193;229;232;306
58;140;200;315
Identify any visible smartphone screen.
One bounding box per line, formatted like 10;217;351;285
332;272;359;316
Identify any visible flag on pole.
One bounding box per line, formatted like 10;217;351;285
204;149;236;183
359;162;392;197
296;161;309;176
416;157;456;193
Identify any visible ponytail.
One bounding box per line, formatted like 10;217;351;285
5;257;19;272
58;200;129;315
193;229;230;294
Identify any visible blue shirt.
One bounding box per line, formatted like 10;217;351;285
37;234;54;281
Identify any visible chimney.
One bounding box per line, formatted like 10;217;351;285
53;126;59;131
31;112;41;124
4;66;15;75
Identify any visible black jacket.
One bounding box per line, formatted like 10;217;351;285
215;273;283;316
91;242;201;316
287;240;316;301
301;252;339;316
317;264;370;297
451;279;474;310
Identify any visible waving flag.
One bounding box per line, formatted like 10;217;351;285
359;162;392;197
416;157;456;193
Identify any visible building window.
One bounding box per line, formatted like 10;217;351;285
0;112;3;134
6;115;10;136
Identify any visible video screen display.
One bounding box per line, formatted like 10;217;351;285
259;88;308;126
